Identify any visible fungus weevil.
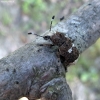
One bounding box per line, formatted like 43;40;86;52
28;16;79;71
43;32;79;71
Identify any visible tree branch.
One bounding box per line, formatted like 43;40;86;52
0;0;100;100
36;0;100;53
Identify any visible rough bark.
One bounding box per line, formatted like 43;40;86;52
0;0;100;100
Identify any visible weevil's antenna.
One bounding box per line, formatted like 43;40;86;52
28;32;43;37
28;32;33;35
28;32;51;40
50;15;55;31
60;16;64;21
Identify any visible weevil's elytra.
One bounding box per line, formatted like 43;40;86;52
44;32;79;71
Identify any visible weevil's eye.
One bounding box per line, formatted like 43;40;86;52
43;36;51;40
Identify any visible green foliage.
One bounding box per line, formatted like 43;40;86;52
0;30;5;36
80;68;98;82
22;0;46;13
66;42;100;85
80;58;98;82
1;12;12;26
22;0;46;20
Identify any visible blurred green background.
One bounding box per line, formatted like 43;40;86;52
0;0;100;100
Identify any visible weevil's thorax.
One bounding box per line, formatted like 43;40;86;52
50;32;67;46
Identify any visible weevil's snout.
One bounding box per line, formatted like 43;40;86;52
35;36;52;45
